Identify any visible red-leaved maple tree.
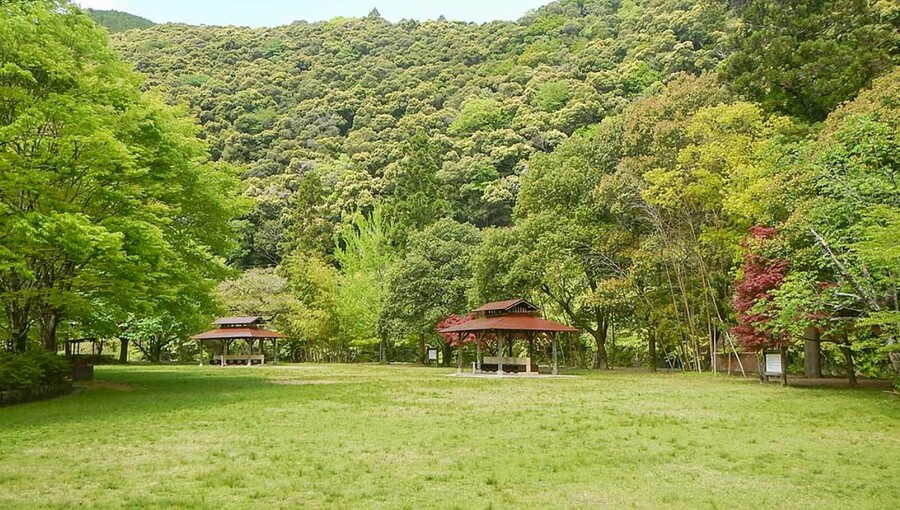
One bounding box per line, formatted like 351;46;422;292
731;226;790;351
436;314;477;346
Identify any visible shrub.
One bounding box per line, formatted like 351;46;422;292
0;351;70;392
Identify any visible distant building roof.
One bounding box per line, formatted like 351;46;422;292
191;327;288;340
437;315;578;334
213;316;262;326
472;299;539;313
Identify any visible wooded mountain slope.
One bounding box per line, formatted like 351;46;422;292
109;0;733;265
86;9;156;33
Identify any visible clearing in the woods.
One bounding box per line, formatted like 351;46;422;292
0;365;897;509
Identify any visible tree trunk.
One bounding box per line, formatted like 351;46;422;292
7;302;31;353
648;331;657;372
441;342;451;367
889;352;900;376
803;340;821;378
119;337;129;364
37;312;61;352
591;320;609;370
841;343;857;387
417;332;426;365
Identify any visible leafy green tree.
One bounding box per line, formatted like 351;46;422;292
333;205;397;359
0;1;242;353
775;69;900;375
724;0;899;121
380;219;481;364
383;133;450;248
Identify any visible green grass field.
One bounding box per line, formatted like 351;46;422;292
0;365;897;509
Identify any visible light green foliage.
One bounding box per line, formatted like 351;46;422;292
0;1;243;353
533;80;572;112
217;267;300;333
0;365;898;508
278;251;342;361
333;206;397;351
448;98;508;134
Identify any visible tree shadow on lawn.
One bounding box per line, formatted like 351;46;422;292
0;367;372;431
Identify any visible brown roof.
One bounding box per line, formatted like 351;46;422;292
437;315;578;333
213;316;262;326
191;327;288;340
472;299;538;313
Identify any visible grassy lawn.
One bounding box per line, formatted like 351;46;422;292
0;365;898;509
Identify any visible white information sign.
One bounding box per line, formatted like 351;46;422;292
427;348;438;361
764;353;783;375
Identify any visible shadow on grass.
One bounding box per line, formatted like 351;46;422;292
0;366;372;431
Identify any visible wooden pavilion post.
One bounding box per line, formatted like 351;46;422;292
475;333;482;373
247;339;254;366
221;340;228;367
497;334;504;375
457;333;463;374
552;333;559;376
273;338;278;365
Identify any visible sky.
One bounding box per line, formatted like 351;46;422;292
75;0;552;27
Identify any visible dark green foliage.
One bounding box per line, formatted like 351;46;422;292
0;351;69;391
724;0;899;121
85;9;155;33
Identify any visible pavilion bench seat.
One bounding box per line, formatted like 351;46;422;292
481;356;538;374
212;354;266;366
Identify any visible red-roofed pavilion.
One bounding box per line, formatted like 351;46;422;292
191;316;288;366
438;299;579;376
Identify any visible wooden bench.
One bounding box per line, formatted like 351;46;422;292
212;354;266;366
481;356;538;374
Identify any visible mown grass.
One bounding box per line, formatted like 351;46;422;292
0;365;897;509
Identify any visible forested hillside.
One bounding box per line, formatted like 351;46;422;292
110;1;732;266
3;0;899;378
86;8;155;32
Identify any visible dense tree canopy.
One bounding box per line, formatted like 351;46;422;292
86;9;156;33
1;1;243;355
2;0;899;377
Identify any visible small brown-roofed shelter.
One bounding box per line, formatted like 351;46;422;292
191;316;288;366
438;299;579;376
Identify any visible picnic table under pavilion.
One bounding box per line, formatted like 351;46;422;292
191;316;287;366
438;299;579;376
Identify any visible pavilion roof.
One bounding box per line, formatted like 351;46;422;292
437;315;578;334
191;327;288;340
472;299;538;313
213;316;262;326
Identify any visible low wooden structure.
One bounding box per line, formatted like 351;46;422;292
191;317;288;366
438;299;579;376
